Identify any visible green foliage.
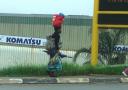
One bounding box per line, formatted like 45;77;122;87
99;30;128;65
0;65;47;76
0;63;127;76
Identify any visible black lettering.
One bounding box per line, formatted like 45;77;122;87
113;46;117;51
122;47;126;51
24;39;28;44
28;39;32;44
32;39;35;45
126;47;128;52
11;38;16;43
6;37;11;42
117;47;122;51
16;38;23;44
36;40;41;45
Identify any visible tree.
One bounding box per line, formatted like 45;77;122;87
99;29;128;65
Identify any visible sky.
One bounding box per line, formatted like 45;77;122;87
0;0;94;16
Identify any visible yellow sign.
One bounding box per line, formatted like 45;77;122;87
91;0;128;66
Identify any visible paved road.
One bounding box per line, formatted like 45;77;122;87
0;75;126;84
0;83;127;90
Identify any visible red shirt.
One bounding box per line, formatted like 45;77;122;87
52;14;64;28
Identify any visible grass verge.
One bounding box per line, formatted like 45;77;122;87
0;63;127;76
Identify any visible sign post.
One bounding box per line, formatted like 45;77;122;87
91;0;99;66
91;0;128;66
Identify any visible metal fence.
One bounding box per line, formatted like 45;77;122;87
72;28;128;66
0;13;92;68
0;13;127;69
98;29;128;65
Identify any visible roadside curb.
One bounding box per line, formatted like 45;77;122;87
56;77;89;84
0;78;23;84
120;78;128;83
0;77;128;84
